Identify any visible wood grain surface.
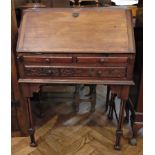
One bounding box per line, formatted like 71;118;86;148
17;8;135;53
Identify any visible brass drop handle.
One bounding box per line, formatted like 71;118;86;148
45;58;50;63
100;58;105;63
97;70;102;75
47;69;52;74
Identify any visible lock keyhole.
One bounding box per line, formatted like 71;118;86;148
72;12;79;18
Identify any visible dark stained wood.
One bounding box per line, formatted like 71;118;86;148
107;93;116;120
11;52;28;135
18;3;46;9
43;0;52;7
12;49;30;136
105;86;110;112
132;72;143;139
16;53;134;81
12;0;19;134
136;73;143;116
23;56;73;64
90;85;96;112
12;50;30;135
77;56;128;63
16;8;135;150
18;79;134;85
24;66;127;78
14;0;27;8
74;85;80;112
79;0;99;7
114;100;126;150
27;98;37;147
12;0;30;136
11;0;18;49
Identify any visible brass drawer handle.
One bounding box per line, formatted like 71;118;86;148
100;58;105;63
47;69;52;74
45;58;50;63
97;70;102;75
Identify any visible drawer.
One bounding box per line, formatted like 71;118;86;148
24;66;127;78
77;57;128;64
22;56;73;64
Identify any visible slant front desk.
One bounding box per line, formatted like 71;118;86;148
16;8;135;150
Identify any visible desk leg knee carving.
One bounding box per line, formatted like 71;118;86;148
114;100;126;150
27;98;37;147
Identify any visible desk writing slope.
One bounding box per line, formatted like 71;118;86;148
17;8;135;53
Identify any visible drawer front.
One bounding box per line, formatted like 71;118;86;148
77;57;128;64
24;66;127;78
23;56;73;64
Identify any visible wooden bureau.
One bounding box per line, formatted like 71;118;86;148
16;8;135;150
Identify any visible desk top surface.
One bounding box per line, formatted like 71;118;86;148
17;8;135;53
